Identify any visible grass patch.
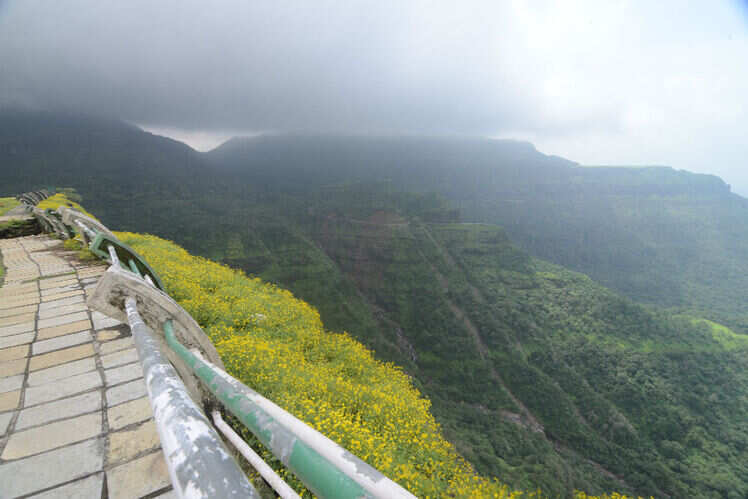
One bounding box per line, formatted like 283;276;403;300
690;317;748;350
0;197;20;216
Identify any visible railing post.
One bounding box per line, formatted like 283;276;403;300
124;298;260;499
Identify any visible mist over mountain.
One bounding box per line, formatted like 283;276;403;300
204;132;745;330
2;110;748;497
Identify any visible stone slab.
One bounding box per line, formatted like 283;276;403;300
0;303;37;319
105;361;143;386
0;312;35;327
0;373;24;394
0;295;40;309
0;357;27;377
106;378;148;407
0;344;29;361
0;389;21;412
0;282;36;293
28;357;97;386
0;287;39;304
16;391;102;430
0;283;37;293
0;438;104;497
100;336;134;355
42;290;84;302
38;272;77;282
0;296;36;308
0;290;40;302
37;310;89;330
2;412;102;460
0;411;12;436
101;348;139;369
24;370;102;406
108;420;160;465
0;292;39;303
37;302;87;319
31;473;104;499
33;330;92;355
77;271;105;278
30;343;94;371
97;329;123;341
0;331;35;349
0;283;37;295
38;294;85;313
38;319;92;340
39;277;78;290
106;451;170;499
93;315;122;330
108;397;152;431
0;320;35;337
40;284;81;297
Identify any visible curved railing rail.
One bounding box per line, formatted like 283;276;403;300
16;189;50;208
30;200;416;499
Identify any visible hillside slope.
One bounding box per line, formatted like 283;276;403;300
296;205;748;498
205;134;748;333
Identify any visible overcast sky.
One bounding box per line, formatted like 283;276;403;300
1;1;747;192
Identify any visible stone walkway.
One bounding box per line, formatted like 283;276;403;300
0;235;174;498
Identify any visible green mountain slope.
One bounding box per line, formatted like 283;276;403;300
275;198;748;498
205;134;748;334
2;111;747;497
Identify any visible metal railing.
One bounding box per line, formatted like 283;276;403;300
32;202;416;499
16;189;49;208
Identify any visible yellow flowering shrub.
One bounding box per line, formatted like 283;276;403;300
115;231;525;497
37;193;98;220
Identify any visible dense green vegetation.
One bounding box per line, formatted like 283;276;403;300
2;110;748;497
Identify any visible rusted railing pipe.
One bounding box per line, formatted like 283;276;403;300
124;298;260;499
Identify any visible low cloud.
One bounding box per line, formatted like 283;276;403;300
1;1;747;191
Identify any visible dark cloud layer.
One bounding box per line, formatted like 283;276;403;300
0;1;546;133
1;1;748;192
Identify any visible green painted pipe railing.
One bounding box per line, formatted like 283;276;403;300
163;320;380;499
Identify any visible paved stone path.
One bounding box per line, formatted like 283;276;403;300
0;235;174;498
